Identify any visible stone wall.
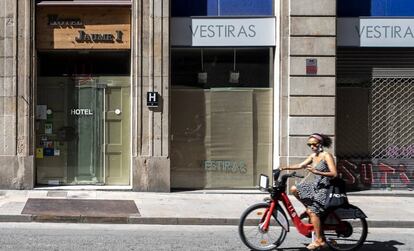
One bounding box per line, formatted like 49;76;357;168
0;0;33;189
280;0;336;169
131;0;170;191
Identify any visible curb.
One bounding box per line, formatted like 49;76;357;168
0;215;413;228
0;215;32;223
347;192;413;197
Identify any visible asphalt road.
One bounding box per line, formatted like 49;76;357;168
0;223;412;251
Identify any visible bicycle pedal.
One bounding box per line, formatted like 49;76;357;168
328;239;337;245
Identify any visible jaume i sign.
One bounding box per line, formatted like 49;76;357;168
76;30;124;43
37;8;130;50
48;15;123;43
171;17;276;46
338;18;414;47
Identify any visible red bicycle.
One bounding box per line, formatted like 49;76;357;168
238;170;368;251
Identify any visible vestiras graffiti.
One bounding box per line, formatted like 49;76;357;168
204;160;247;174
337;159;413;190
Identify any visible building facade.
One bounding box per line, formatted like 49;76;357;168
1;0;171;191
336;0;414;190
0;0;411;191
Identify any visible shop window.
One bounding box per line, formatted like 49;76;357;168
171;0;273;17
171;48;271;88
38;51;130;76
337;0;414;17
171;47;273;189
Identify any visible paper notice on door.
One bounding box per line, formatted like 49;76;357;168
36;148;44;159
45;123;53;134
36;105;47;120
44;148;54;156
54;149;60;156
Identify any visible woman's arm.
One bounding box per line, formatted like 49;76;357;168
306;152;338;177
281;155;313;171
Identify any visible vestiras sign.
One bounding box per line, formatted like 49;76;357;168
171;17;276;46
338;18;414;47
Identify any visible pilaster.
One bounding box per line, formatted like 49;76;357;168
132;0;170;191
279;0;336;170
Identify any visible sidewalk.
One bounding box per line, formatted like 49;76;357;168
0;189;413;228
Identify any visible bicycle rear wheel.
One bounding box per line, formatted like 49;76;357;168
324;216;368;251
238;203;287;251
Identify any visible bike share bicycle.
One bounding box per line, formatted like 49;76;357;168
238;169;368;251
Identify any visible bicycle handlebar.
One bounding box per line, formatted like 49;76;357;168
260;170;306;193
275;172;305;187
289;172;305;179
277;171;304;180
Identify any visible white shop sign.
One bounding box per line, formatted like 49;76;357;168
171;17;276;46
338;18;414;47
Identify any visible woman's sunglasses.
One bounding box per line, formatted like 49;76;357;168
307;143;318;147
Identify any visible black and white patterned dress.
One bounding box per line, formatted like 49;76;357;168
296;160;331;215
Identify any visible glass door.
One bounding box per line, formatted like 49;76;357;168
67;77;105;184
36;76;105;185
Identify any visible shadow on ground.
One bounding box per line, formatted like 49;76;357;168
277;240;405;251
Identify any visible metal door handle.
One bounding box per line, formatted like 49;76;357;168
115;109;121;115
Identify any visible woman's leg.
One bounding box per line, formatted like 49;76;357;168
290;185;300;200
308;211;325;244
291;186;311;221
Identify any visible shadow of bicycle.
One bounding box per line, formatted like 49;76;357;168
276;240;405;251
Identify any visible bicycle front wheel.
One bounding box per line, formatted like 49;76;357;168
324;217;368;251
238;203;287;251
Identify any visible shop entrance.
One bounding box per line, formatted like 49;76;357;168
36;52;131;185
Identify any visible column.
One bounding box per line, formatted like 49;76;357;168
132;0;170;191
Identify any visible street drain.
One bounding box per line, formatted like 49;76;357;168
21;198;140;217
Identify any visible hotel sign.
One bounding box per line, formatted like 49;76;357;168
37;7;130;49
76;30;124;43
338;18;414;47
171;17;276;46
48;15;83;26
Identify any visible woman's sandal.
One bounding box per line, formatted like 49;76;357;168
306;240;327;250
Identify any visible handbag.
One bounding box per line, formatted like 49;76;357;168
325;177;349;209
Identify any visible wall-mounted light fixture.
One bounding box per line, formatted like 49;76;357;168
229;48;239;84
198;48;207;84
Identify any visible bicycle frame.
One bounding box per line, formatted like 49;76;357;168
262;191;349;238
277;192;314;236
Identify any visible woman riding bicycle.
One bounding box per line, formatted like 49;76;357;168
280;133;337;250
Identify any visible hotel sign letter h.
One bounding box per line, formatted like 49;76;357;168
147;92;159;107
